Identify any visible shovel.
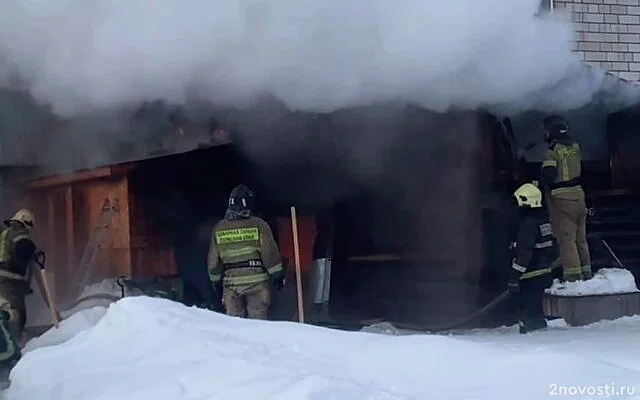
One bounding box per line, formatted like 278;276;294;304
34;251;61;328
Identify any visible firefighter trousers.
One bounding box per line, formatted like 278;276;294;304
517;273;552;333
223;281;271;320
0;279;26;365
0;312;19;366
548;195;592;281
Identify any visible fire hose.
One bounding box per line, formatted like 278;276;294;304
380;257;565;333
59;275;180;317
57;280;517;332
384;290;512;333
57;257;571;332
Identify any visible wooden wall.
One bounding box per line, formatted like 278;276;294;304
276;215;317;275
128;188;176;278
24;168;133;303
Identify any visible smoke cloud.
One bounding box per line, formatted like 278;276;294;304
0;0;626;116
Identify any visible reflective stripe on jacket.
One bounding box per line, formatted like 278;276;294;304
542;141;583;197
511;211;559;280
208;216;283;287
0;226;31;281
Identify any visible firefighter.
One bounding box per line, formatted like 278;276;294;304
207;185;285;320
540;115;592;282
508;183;558;334
0;209;44;366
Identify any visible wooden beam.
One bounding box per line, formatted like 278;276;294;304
65;186;75;266
46;193;55;263
110;162;139;176
26;167;113;189
24;162;139;189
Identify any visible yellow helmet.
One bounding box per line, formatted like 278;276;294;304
513;183;542;208
8;209;35;229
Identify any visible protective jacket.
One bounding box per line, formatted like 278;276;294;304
511;210;559;280
541;136;583;199
207;216;283;288
0;223;35;282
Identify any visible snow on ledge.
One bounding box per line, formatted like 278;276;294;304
545;268;639;297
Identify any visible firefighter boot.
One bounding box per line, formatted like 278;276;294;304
581;266;593;280
519;317;548;334
563;266;583;282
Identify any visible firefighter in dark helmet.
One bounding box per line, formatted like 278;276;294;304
0;209;48;366
508;183;558;334
540;115;592;282
207;185;285;319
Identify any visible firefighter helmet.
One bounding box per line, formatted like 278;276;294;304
228;184;255;212
514;183;542;208
542;115;569;143
6;208;35;229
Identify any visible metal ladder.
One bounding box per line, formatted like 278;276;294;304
70;194;119;301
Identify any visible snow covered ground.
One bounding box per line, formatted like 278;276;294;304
4;296;640;400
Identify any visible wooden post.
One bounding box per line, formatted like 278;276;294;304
65;186;75;283
290;206;305;323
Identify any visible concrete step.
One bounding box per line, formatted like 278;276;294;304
600;240;640;249
587;207;640;221
587;219;640;230
586;190;640;207
594;245;640;259
591;257;637;268
543;292;640;326
588;230;640;241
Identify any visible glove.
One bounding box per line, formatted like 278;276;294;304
272;275;285;290
507;278;519;294
33;250;45;268
211;283;225;312
507;269;522;294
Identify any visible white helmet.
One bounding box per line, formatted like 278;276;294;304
513;183;542;208
7;208;35;229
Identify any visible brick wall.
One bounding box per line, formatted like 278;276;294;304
552;0;640;81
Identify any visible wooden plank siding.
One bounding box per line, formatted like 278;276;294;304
24;171;134;303
21;159;181;303
129;187;177;278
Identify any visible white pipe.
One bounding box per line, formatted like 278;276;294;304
550;0;554;11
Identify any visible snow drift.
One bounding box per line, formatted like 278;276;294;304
546;268;640;297
7;297;640;400
0;0;621;116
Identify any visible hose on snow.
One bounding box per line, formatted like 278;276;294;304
386;289;513;333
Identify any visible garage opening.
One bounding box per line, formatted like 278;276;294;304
125;106;491;327
128;144;251;308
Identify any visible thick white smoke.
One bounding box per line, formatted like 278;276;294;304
0;0;617;116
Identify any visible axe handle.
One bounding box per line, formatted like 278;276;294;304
39;268;60;327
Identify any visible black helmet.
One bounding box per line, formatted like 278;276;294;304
228;184;255;212
542;115;569;143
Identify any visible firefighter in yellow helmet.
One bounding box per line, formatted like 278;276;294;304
508;183;558;334
207;185;285;319
0;209;48;367
540;116;592;282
